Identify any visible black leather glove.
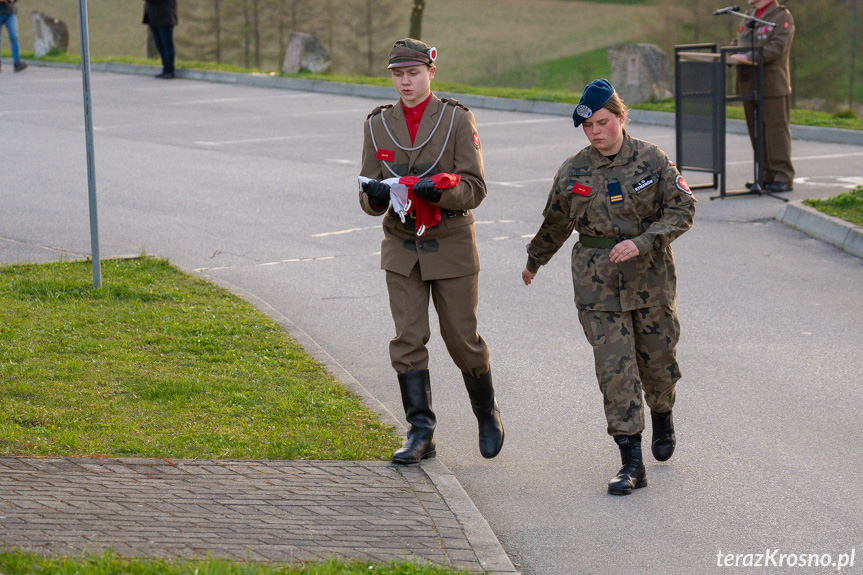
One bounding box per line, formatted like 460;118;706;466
412;178;441;202
362;179;391;206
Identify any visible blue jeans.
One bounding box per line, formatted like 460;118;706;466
149;25;175;74
0;13;22;64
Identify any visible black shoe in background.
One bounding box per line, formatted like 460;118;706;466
764;182;793;193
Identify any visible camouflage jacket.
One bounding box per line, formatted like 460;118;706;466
525;131;696;311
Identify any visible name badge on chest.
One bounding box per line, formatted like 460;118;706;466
607;181;624;205
632;176;655;193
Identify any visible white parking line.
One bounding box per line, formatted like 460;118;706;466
167;94;315;105
487;178;554;188
478;118;561;127
793;176;863;188
727;150;863;166
195;133;336;146
196;253;361;272
310;226;379;237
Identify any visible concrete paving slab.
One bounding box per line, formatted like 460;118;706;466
0;457;515;573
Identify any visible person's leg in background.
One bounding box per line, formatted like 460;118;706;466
149;25;175;78
1;13;28;72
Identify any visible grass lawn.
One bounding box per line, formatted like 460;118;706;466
0;257;400;459
803;186;863;227
636;100;863;132
0;550;470;575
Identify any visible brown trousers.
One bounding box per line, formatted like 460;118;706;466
744;94;795;185
578;305;681;436
386;265;489;377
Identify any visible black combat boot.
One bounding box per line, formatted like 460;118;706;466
650;409;676;462
607;434;647;496
391;369;436;464
462;370;504;459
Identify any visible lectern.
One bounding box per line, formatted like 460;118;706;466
674;43;766;200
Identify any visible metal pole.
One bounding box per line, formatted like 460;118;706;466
851;0;859;111
77;0;101;288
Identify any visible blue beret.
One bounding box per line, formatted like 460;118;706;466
572;78;615;127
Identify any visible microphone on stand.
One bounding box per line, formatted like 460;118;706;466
713;5;740;15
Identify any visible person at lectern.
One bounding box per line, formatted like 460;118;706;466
730;0;795;193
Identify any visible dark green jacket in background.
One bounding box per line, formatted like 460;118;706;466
0;0;18;17
143;0;178;28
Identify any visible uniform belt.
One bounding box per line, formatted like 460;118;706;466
443;209;468;218
405;209;467;220
579;235;619;249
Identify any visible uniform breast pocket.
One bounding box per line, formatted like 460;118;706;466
567;178;595;221
629;173;661;219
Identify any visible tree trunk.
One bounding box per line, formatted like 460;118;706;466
242;0;251;68
409;0;425;39
147;28;157;59
214;0;221;63
366;0;374;75
253;0;261;68
278;0;287;64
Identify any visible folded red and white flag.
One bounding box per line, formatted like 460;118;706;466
358;173;461;236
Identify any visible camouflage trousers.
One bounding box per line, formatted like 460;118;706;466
577;304;681;436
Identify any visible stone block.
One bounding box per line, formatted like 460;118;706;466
606;43;673;105
30;11;69;57
281;32;331;74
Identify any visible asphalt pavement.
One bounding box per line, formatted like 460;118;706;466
1;63;862;575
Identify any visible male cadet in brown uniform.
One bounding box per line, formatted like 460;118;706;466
731;0;795;193
358;39;504;465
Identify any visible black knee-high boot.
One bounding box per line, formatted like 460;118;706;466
608;434;647;496
391;369;436;465
462;370;504;459
650;409;676;462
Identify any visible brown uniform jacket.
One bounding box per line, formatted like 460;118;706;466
525;131;695;312
732;1;794;97
359;94;486;281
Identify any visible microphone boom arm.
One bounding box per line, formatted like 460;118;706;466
714;5;776;28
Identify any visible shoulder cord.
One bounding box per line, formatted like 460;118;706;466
369;102;458;179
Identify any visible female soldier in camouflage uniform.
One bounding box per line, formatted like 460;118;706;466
521;79;695;495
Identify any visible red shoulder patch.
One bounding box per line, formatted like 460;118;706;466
676;175;692;195
473;132;480;148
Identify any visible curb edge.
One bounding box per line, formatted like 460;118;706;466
777;201;863;259
185;271;520;574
